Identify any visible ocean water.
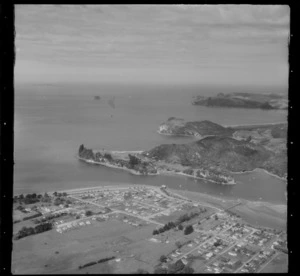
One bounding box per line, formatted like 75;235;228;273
14;83;287;203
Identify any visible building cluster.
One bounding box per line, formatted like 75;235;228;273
14;186;287;273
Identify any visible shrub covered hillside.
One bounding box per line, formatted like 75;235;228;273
143;135;286;177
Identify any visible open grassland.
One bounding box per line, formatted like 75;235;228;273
260;252;288;273
12;219;157;274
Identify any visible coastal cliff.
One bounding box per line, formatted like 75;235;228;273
192;92;288;110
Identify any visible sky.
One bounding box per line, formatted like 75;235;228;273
15;5;290;89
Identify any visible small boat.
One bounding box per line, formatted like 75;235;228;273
94;96;101;100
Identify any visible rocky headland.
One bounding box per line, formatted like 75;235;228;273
192;92;288;110
78;120;286;185
157;119;287;179
158;117;234;137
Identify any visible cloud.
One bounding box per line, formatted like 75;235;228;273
15;5;289;87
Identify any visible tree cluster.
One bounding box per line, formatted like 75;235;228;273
213;239;223;247
184;225;194;235
78;145;95;160
128;154;141;168
15;222;53;240
34;212;67;224
78;256;115;269
14;193;42;205
22;213;42;221
159;255;168;263
152;211;202;236
53;192;68;197
54;197;66;206
85;210;94;217
167;260;185;274
104;153;113;161
154;257;194;273
153;221;177;235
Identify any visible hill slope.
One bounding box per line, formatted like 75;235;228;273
158;117;234;137
143;135;285;177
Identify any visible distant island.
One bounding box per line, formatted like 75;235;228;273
192;92;288;110
78;120;286;185
94;96;101;100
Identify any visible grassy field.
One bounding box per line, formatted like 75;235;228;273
260;252;288;273
12;216;164;274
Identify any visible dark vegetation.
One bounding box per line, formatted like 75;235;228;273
153;210;203;235
14;222;53;240
14;192;68;206
144;134;286;177
154;259;195;274
274;245;288;254
33;212;67;224
78;256;115;269
184;224;194;235
14;193;41;205
22;213;42;221
85;210;94;217
79;144;157;175
133;269;149;274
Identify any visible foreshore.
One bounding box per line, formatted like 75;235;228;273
231;168;286;181
159;169;236;185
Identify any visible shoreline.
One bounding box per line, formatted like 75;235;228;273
53;183;287;230
111;143;285;182
14;179;287;229
52;182;287;210
79;153;284;183
224;121;287;128
158;169;236;185
78;157;158;176
78;156;236;185
231;168;286;181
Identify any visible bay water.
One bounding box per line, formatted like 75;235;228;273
14;83;287;204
